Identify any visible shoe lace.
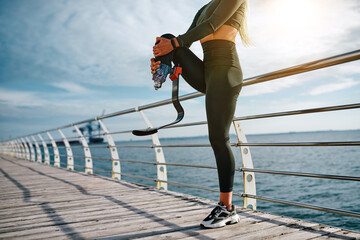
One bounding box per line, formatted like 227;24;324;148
210;204;226;218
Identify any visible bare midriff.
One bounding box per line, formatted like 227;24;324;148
200;25;238;44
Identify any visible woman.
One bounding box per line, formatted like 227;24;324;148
151;0;251;228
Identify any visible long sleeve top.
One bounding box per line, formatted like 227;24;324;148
177;0;246;48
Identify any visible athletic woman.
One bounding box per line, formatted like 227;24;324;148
151;0;251;228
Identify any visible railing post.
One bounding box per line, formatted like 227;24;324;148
5;142;9;156
46;132;60;167
73;125;93;174
21;138;30;161
136;108;167;190
7;142;11;156
3;142;8;155
31;136;42;163
14;139;22;159
233;120;257;210
0;142;3;155
25;137;35;162
58;129;74;170
17;139;25;159
2;142;6;155
38;134;50;165
97;119;121;179
8;141;14;157
12;140;18;158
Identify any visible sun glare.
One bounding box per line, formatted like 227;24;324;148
274;0;316;30
261;0;325;54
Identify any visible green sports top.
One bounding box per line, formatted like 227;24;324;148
177;0;246;48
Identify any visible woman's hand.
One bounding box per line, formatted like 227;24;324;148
153;37;174;57
150;58;161;75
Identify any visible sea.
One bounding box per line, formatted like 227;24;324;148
57;130;360;232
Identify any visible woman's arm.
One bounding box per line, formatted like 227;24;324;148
152;4;208;57
181;3;209;48
177;0;245;47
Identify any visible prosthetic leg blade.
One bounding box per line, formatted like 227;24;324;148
132;128;158;136
132;66;183;137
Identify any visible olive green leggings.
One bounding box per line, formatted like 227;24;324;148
169;40;243;192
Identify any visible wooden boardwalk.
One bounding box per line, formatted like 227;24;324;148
0;155;359;240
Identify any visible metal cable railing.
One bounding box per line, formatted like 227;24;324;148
7;102;359;144
22;151;360;182
234;193;360;218
55;152;360;181
1;49;359;224
239;168;360;181
25;102;360;143
9;139;360;149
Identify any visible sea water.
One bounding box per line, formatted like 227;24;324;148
60;130;360;232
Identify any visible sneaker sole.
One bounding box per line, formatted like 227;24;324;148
200;214;240;229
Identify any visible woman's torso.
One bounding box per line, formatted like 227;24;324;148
197;0;244;44
200;25;238;44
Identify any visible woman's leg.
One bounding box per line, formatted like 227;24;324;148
205;65;242;209
173;47;206;93
220;192;233;210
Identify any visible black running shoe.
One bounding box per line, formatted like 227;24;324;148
200;202;240;228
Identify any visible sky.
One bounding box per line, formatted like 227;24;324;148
0;0;359;142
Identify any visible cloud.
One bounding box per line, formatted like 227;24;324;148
0;0;205;88
51;81;92;94
241;76;303;97
308;78;359;96
0;86;146;119
0;88;47;107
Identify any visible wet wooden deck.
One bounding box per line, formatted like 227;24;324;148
0;155;359;240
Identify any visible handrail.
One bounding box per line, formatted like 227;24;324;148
36;140;358;149
6;49;359;141
164;103;360;130
45;102;360;142
113;141;360;148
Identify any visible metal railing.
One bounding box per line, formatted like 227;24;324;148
1;49;360;220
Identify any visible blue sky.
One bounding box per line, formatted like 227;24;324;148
0;0;359;141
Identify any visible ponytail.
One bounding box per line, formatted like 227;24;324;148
238;0;253;47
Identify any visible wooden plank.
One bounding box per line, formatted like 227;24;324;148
226;220;319;240
267;222;351;240
0;200;205;231
0;203;210;239
312;229;360;239
0;188;203;217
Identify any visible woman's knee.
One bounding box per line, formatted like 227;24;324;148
173;47;206;93
209;132;230;149
173;47;193;64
